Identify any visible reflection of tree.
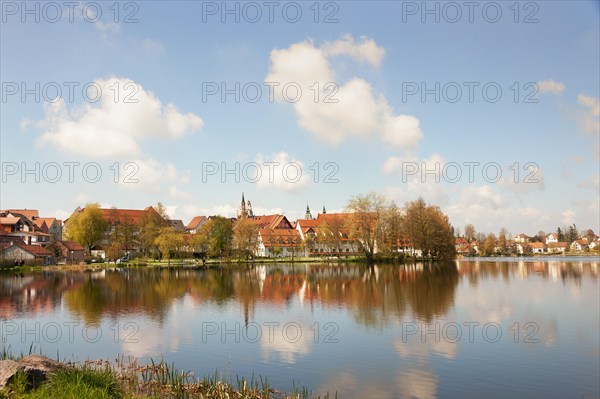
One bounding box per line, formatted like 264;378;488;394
404;263;459;323
25;263;460;328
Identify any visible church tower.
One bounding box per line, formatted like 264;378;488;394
322;204;327;214
239;193;247;218
247;200;254;217
305;203;313;220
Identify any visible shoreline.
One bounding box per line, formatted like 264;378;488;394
1;253;598;273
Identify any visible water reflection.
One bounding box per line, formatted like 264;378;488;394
0;259;598;399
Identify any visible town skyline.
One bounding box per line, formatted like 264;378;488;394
2;1;599;236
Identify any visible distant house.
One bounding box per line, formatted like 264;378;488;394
0;242;53;265
548;242;568;254
469;241;479;255
1;210;62;243
570;240;588;252
4;230;52;246
295;213;360;256
515;234;530;244
186;216;207;234
52;240;85;264
168;219;186;232
257;228;304;257
0;213;36;235
545;233;559;245
528;242;546;254
589;240;600;250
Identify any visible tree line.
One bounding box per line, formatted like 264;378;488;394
64;193;457;263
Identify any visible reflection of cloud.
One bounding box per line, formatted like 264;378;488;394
259;322;312;364
396;367;438;399
394;335;457;360
120;302;191;357
318;371;413;399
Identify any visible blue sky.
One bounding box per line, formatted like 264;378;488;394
1;0;599;236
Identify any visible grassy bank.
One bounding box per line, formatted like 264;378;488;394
1;351;334;399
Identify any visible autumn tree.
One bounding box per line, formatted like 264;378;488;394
233;217;260;260
464;224;476;242
480;233;498;256
139;202;169;257
382;201;403;257
154;227;185;265
64;203;108;254
321;217;345;256
346;192;387;263
403;197;456;261
498;228;508;254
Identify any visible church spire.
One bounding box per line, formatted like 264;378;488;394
305;203;313;220
240;193;247;218
322;204;327;214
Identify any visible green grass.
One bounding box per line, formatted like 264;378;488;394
1;348;334;399
21;367;123;399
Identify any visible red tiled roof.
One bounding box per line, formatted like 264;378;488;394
0;217;21;225
528;242;546;249
6;209;39;219
58;240;84;251
250;215;292;229
259;228;302;247
0;243;52;257
186;216;206;230
548;242;568;248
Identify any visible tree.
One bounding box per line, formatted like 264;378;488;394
346;192;387;263
208;217;233;258
64;203;108;254
233;217;260;260
139;203;169;257
584;229;596;242
190;232;210;262
481;233;498;256
557;227;565;242
321;217;345;256
464;224;475;242
567;224;579;243
403;197;456;261
382;201;404;258
154;227;185;265
498;228;508;254
537;230;546;242
106;207;137;260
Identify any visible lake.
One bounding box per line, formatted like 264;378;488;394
1;259;599;398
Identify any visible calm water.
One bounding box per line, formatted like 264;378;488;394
1;259;599;398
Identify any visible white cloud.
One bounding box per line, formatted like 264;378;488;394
253;151;311;191
142;39;165;55
537;79;565;94
576;94;600;134
74;193;91;203
168;186;192;200
458;185;505;209
94;21;121;34
265;36;422;150
497;166;545;198
321;34;386;67
35;77;203;158
117;158;190;192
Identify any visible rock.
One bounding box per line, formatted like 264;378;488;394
0;359;25;389
0;355;70;390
